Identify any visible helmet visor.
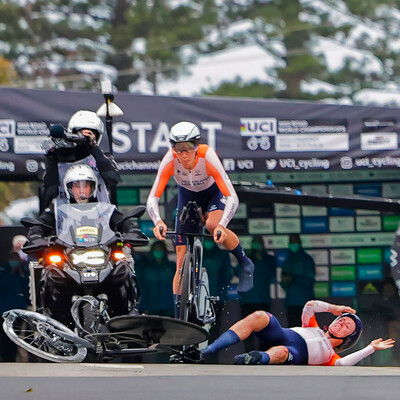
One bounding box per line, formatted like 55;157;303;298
68;181;95;203
172;141;198;154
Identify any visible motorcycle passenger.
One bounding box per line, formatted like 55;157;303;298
41;110;121;209
27;164;139;325
147;121;255;319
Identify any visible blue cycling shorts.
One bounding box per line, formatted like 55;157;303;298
175;183;225;246
255;312;309;365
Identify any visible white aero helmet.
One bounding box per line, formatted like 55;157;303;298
64;164;98;202
169;121;201;146
67;110;104;144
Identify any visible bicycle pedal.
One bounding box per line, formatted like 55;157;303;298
208;296;220;302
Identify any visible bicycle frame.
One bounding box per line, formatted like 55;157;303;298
167;201;219;326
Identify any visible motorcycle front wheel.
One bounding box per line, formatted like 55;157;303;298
2;309;87;363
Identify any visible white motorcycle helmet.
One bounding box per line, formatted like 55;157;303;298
64;164;98;203
169;121;201;147
67;110;104;145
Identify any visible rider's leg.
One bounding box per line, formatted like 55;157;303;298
173;245;186;318
206;210;254;292
201;311;270;358
234;346;289;365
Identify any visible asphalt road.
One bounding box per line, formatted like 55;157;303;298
1;363;400;400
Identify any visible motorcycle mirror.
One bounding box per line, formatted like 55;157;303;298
125;205;146;220
21;217;53;230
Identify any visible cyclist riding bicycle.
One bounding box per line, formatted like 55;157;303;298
147;121;255;318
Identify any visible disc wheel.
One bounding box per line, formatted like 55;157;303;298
2;309;87;363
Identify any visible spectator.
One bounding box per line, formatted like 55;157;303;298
0;235;31;361
280;234;316;326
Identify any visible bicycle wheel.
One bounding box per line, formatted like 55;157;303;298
2;309;87;363
178;252;193;321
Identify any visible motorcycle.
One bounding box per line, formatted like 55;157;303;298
2;201;208;363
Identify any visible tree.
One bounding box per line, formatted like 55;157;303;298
123;0;218;94
204;0;400;105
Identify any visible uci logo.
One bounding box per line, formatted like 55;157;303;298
0;120;15;137
240;118;277;137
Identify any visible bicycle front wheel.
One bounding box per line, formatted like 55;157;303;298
178;252;193;322
2;309;87;363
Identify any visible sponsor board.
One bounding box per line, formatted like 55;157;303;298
316;266;329;281
262;235;289;249
328;184;353;196
331;265;356;281
302;217;329;233
354;183;381;197
276;134;349;152
329;207;355;216
383;215;400;231
14;136;46;154
301;184;327;195
301;232;394;248
314;282;330;297
358;265;383;281
360;132;398;151
356;248;382;264
248;218;274;234
302;206;327;217
330;249;355;265
382;183;400;199
331;282;356;297
329;216;355;232
274;203;300;217
356;216;381;232
275;218;301;234
355;209;380;216
16;122;49;136
307;249;329;265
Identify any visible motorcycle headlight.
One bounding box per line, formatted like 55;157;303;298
70;248;107;269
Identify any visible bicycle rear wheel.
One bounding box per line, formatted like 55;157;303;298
2;309;87;363
178;253;193;322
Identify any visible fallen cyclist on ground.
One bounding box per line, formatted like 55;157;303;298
187;300;394;365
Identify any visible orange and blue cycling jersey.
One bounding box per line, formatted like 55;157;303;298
147;144;239;231
255;303;342;365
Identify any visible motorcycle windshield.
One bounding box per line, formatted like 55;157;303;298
55;202;117;247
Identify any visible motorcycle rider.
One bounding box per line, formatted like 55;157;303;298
41;110;121;209
27;164;139;325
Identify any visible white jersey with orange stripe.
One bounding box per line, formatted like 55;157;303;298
291;301;375;366
147;144;239;228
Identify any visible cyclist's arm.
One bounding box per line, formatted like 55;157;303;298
147;151;174;225
334;345;375;366
205;148;239;227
